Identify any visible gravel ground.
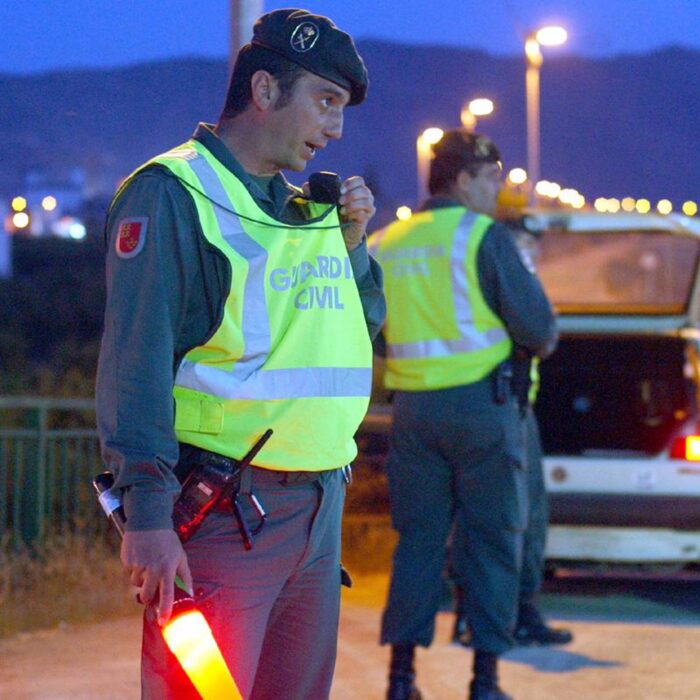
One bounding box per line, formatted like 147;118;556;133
2;573;699;700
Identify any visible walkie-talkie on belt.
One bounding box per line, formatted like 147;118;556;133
173;429;273;544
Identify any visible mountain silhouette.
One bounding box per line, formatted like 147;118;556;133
3;41;699;227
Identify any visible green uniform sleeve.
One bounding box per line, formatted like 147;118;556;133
96;168;217;531
477;222;558;358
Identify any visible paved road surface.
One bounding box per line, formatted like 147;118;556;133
2;572;700;699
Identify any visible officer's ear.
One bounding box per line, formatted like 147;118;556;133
456;169;474;193
250;70;280;111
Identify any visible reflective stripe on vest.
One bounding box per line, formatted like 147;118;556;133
373;207;511;391
123;140;372;469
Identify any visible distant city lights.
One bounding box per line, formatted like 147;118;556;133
535;180;562;199
42;195;57;211
507;168;528;185
52;216;87;240
558;188;585;209
683;201;698;216
657;199;673;215
12;196;27;212
12;212;30;229
636;199;652;214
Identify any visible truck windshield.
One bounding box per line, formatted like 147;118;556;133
537;230;700;314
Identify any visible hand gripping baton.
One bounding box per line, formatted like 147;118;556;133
93;472;242;700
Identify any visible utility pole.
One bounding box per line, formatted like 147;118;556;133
230;0;263;76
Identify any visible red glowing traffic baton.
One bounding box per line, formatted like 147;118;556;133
93;472;242;700
164;578;242;700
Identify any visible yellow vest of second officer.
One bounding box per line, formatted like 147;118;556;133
370;206;511;391
132;140;373;470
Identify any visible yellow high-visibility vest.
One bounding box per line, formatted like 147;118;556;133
122;140;372;470
370;206;511;391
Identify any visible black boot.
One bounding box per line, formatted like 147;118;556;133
514;600;573;646
387;644;423;700
468;678;513;700
468;651;512;700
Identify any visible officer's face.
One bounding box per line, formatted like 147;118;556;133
462;162;503;216
266;72;349;172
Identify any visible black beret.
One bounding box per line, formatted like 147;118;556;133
432;129;501;167
250;8;368;106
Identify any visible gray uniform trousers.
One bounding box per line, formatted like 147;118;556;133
380;377;527;655
452;408;547;605
141;468;345;700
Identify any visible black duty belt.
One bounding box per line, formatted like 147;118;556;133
211;465;338;513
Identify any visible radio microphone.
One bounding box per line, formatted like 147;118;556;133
308;171;342;205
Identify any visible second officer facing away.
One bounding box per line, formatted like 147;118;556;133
96;8;384;700
370;129;557;700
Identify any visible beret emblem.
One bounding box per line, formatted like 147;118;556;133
290;21;320;52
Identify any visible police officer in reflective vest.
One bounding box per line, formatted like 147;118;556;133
96;9;384;699
369;129;557;700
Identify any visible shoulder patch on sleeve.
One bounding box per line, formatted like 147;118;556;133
115;217;148;259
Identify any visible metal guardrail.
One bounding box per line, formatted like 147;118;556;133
0;396;108;546
0;397;393;548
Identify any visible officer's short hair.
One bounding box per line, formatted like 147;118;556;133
221;45;306;119
429;129;501;195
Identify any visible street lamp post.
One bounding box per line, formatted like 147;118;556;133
524;26;567;203
416;127;444;206
230;0;263;76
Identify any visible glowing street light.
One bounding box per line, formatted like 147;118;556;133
461;97;494;133
396;205;412;221
416;127;444;205
524;25;567;203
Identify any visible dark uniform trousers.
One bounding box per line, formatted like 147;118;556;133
380;376;528;654
519;410;548;601
451;407;548;608
141;468;346;700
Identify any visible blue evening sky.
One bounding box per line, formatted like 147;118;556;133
2;0;699;74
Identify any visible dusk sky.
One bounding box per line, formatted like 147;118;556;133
3;0;700;74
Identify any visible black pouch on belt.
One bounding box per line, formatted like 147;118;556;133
493;359;514;405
